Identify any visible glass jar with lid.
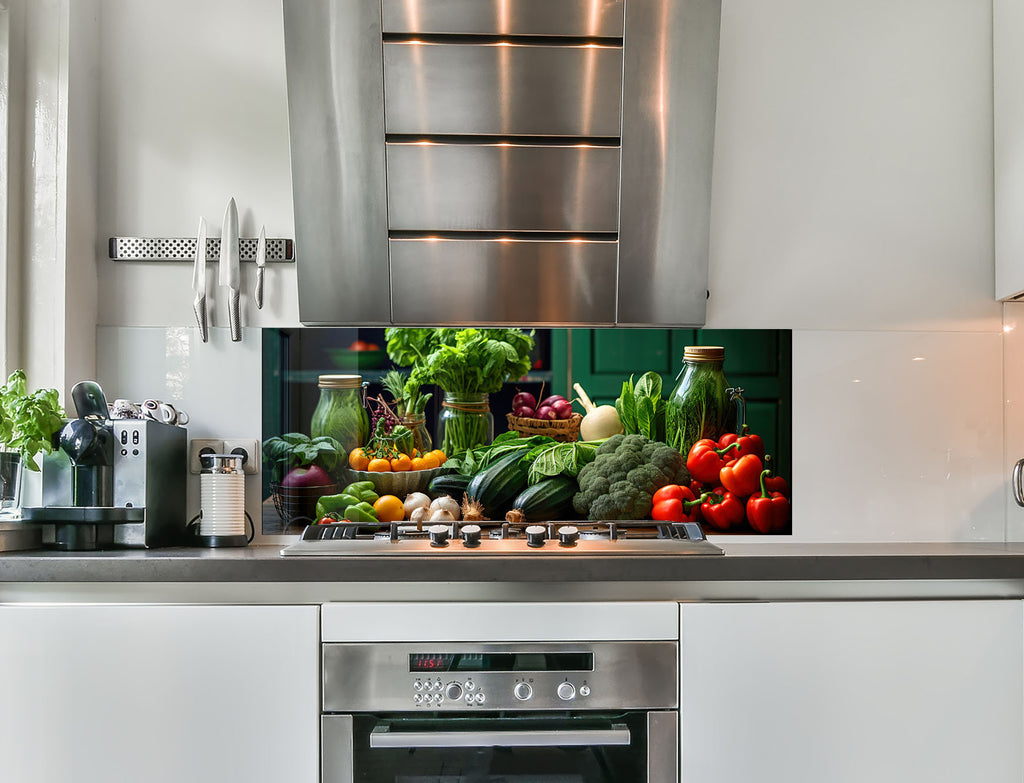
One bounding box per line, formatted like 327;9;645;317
665;346;745;458
310;374;370;453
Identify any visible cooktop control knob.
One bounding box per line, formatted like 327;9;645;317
514;682;533;701
525;525;547;548
461;524;482;548
557;682;576;701
445;682;463;701
428;524;450;547
557;525;579;546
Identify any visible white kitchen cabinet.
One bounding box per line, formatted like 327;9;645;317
996;0;1024;300
680;600;1023;783
0;604;319;783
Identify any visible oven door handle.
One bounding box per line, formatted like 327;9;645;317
369;723;631;748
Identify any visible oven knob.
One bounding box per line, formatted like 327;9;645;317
514;682;533;701
557;682;576;701
557;525;579;546
445;682;463;701
428;524;450;547
525;525;547;548
461;524;482;548
414;694;422;705
465;680;475;691
414;680;423;691
579;685;591;697
474;692;485;704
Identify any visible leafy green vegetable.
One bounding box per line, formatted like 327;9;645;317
446;431;557;476
615;372;666;442
310;384;368;453
382;369;432;418
262;432;345;483
386;328;535;395
527;440;603;485
0;370;65;471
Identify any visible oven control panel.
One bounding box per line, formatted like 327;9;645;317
323;641;678;712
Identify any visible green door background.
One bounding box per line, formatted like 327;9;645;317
550;329;792;481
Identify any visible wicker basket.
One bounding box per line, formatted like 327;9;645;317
271;482;338;526
506;412;582;443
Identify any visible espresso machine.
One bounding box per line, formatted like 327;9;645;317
22;381;187;550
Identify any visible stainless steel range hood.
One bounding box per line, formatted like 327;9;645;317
283;0;721;327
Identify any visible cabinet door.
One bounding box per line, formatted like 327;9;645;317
0;604;319;783
680;601;1023;783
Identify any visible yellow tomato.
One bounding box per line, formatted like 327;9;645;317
373;494;405;523
427;449;447;466
367;458;392;472
418;452;441;470
348;447;370;471
410;456;430;471
390;454;413;472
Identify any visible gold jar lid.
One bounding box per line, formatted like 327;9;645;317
318;374;362;389
683;346;725;362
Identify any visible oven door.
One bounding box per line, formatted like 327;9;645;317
323;711;677;783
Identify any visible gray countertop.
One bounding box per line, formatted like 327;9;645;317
2;542;1024;604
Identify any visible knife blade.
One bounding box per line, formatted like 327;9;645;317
219;197;241;342
254;224;266;310
191;216;209;342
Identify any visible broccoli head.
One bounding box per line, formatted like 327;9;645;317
573;434;689;521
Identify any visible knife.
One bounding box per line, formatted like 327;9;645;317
254;224;266;310
219;197;241;342
192;217;209;342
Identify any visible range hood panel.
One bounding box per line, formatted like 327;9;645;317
284;0;721;327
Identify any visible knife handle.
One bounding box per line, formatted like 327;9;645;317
193;295;209;343
229;289;241;342
255;267;265;310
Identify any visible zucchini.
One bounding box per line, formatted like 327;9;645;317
509;476;578;522
466;450;531;518
427;473;472;503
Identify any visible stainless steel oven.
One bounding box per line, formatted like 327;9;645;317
321;641;678;782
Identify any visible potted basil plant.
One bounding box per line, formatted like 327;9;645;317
0;370;65;515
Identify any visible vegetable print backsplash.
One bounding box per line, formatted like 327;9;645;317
261;328;792;536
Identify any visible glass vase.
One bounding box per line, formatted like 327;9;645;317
0;451;23;518
437;392;494;456
400;414;433;456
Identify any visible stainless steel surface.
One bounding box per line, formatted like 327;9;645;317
322;715;354;783
199;453;244;475
1014;458;1024;507
368;723;631;748
286;0;720;327
381;0;625;36
219;198;241;342
283;0;392;325
386;142;620;232
283;536;722;557
390;238;617;324
254;225;266;310
384;42;623;137
617;0;721;326
109;236;293;262
647;712;679;783
191;217;209;342
322;641;678;712
0;522;42;552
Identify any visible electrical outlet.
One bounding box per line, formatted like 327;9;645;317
189;439;224;474
223;438;260;475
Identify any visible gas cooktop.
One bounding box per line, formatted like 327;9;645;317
279;519;723;557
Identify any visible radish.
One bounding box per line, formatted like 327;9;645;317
514;405;536;418
535;405;557;420
551;399;574;419
512;391;537;411
573;383;624;440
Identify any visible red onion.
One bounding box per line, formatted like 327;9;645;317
512;391;537;411
535;405;557;420
514;405;536;418
551;399;574;420
539;395;567;409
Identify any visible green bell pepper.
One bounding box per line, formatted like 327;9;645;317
315;493;361;520
343;501;379;524
342;481;379;504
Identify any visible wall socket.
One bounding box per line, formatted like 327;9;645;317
188;438;260;475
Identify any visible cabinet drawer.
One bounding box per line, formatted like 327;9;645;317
390;238;617;324
381;0;625;37
386;143;621;232
384;42;623;137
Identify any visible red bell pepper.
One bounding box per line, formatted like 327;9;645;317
686;439;740;484
652;484;706;523
746;470;790;534
719;453;763;498
764;472;789;498
700;488;745;531
717;430;765;460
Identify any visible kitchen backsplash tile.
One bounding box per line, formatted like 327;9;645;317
1003;302;1024;540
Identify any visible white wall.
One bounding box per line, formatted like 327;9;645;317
89;0;1010;542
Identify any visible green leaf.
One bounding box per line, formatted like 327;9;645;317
617;377;637;433
634;371;662;402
